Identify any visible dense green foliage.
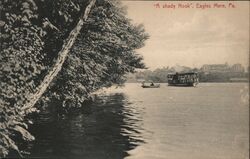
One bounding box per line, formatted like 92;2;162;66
0;0;148;157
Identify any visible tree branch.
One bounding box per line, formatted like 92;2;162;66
22;0;96;111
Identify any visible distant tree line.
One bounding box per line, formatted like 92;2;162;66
199;72;248;82
126;65;249;83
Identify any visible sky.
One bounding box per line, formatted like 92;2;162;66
122;1;249;70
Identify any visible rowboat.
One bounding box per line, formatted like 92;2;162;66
141;84;160;88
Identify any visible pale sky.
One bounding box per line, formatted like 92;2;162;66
122;1;249;70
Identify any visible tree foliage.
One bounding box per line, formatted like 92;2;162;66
0;0;89;156
42;0;148;110
1;0;44;156
0;0;148;157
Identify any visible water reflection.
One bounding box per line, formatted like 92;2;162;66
8;83;248;159
25;93;144;159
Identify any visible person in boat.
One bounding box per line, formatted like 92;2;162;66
150;82;154;86
142;81;145;86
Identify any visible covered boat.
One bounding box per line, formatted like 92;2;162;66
167;72;199;87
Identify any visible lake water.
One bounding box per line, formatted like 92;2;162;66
18;83;249;159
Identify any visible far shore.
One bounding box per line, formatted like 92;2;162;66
125;81;249;84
